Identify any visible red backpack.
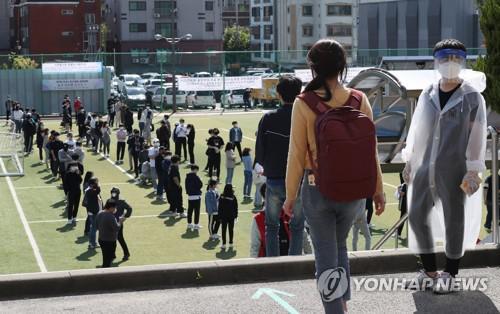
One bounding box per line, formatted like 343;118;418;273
297;89;377;202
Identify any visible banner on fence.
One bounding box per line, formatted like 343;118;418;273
294;67;371;84
42;79;104;91
294;69;312;83
42;62;103;74
178;76;262;91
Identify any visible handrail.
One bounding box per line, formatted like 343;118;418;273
372;212;408;250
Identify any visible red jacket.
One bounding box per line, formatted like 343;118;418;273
74;100;82;112
254;211;290;257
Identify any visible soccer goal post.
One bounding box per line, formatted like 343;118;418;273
0;132;25;177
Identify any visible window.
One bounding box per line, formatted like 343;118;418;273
302;25;313;37
252;7;260;21
155;1;176;15
264;25;272;39
327;4;351;16
129;23;147;32
263;5;272;21
326;24;352;37
61;9;74;15
263;43;273;58
129;1;147;11
205;1;214;11
302;5;312;16
155;23;176;37
251;26;260;39
84;13;96;25
205;22;214;32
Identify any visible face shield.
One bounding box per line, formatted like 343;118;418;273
434;49;467;82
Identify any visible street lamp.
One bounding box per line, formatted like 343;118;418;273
155;33;192;112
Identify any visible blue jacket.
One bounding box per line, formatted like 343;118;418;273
185;172;203;196
205;189;219;214
229;127;242;143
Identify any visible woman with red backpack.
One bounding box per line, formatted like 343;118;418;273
283;39;386;314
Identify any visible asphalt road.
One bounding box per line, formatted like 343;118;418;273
1;267;500;314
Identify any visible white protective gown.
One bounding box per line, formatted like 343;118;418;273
402;79;487;259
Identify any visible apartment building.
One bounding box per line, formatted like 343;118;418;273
250;0;277;64
222;0;250;28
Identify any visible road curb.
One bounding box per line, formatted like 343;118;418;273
1;245;498;300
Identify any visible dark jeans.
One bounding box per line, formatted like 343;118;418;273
118;224;130;257
117;142;126;161
24;134;33;153
232;141;242;158
109;112;115;127
208;153;221;179
188;199;201;224
50;159;59;177
221;219;235;245
168;186;183;213
160;139;170;151
188;142;195;164
99;239;117;268
175;138;187;160
208;214;220;236
131;152;139;177
67;190;81;220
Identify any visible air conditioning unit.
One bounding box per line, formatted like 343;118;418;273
140;57;150;64
132;58;140;63
154;13;161;18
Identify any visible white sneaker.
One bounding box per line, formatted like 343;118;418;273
66;220;72;225
194;224;202;230
433;272;457;294
228;243;233;248
221;244;226;249
187;223;194;230
406;270;437;290
179;213;187;218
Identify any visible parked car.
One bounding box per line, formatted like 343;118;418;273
226;89;246;108
190;91;216;109
123;86;147;110
145;79;164;93
192;72;212;78
152;87;187;108
119;74;142;87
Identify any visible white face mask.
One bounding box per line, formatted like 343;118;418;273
438;61;462;79
111;193;117;198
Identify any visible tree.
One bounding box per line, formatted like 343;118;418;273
223;26;250;51
1;53;39;70
478;0;500;112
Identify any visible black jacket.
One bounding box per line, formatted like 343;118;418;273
255;105;293;179
218;195;238;221
124;110;134;127
22;118;36;136
156;125;170;143
185;172;202;196
64;170;83;193
112;198;133;219
83;187;102;214
76;111;87;125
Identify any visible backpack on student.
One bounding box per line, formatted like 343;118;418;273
297;89;377;202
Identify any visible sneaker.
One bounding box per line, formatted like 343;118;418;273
194;224;202;230
228;243;233;248
72;218;77;225
433;272;457;294
122;254;130;261
165;211;177;217
66;220;72;225
221;244;226;249
406;270;438;290
214;234;220;240
187;223;194;229
179;213;187;218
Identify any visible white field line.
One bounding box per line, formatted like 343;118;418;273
15;182;131;190
0;159;47;272
220;128;256;142
99;152;135;180
28;209;256;224
170;111;264;117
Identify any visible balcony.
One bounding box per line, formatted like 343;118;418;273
153;10;177;19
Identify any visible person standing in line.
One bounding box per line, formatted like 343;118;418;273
58;143;73;197
37;126;49;167
143;107;154;145
12;104;24;133
187;124;196;165
229;121;243;159
97;199;125;268
73;96;82;121
127;129;144;178
82;171;94;235
148;139;161;191
107;96;116;128
166;155;185;217
64;155;84;225
22;112;36;154
161;151;173;203
204;129;214;172
175;119;188;162
73;141;85;163
116;124;128;164
156;120;171;151
207;128;225;180
76;107;87;140
124;106;134;134
109;187;132;261
218;184;238;249
155;147;166;201
253;163;266;209
114;98;122;126
225;142;236;185
242;148;253;199
48;131;64;178
82;177;103;250
101;121;112;158
138;107;145;136
5;96;12;126
185;164;203;231
205;179;220;240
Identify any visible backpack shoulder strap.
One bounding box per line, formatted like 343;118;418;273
345;89;364;110
297;91;331;115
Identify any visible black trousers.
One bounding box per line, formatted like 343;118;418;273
366;205;373;225
78;124;86;138
398;200;408;236
50;159;59;177
38;146;43;161
209;214;220;236
99;239;117;268
168;186;183;213
233;141;242;158
109;112;115;127
67;190;81;220
24;134;33;153
117;224;130;257
117;142;126;161
187;199;201;224
5;110;10;121
175;138;187;160
160;139;170;151
208;153;221;179
131;152;139;177
420;253;461;277
188;142;195;165
221;220;235;245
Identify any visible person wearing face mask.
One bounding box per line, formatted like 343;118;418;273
97;199;125;267
148;139;161;191
403;39;487;294
174;119;188;162
161;151;173;202
229;121;243;160
127;129;145;178
73;141;85;163
187;124;196;165
58;143;73;196
116;124;128;164
109;187;132;261
82;177;103;250
64;154;84;225
156;120;171;151
206;128;225;180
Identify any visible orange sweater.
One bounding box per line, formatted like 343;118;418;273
285;85;384;200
